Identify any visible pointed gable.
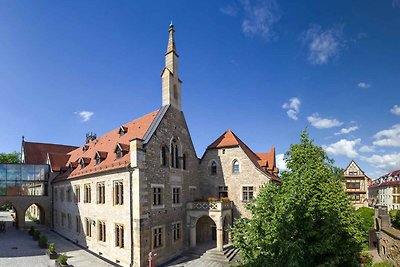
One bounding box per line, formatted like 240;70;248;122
206;130;280;181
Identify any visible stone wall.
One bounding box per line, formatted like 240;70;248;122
53;168;132;267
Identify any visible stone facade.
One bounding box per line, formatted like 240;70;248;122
200;145;275;219
374;207;400;266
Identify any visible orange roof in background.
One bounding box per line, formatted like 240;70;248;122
53;110;159;183
207;130;280;182
23;142;78;165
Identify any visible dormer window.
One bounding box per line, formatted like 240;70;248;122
118;126;128;136
94;151;108;165
79;157;91;169
114;143;129;160
83;145;89;153
69;161;78;169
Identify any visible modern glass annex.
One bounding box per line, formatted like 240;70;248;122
0;164;49;196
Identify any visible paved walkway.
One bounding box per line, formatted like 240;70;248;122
0;211;115;267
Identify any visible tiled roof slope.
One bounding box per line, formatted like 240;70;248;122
23;142;78;165
207;130;280;182
53;110;159;183
48;153;71;172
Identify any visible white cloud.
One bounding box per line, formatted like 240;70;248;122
220;5;239;17
282;97;301;120
361;153;400;172
359;145;375;153
302;24;344;65
307;113;343;129
334;126;358;135
323;138;361;158
390;105;400;116
75;111;94;122
276;153;287;171
373;124;400;147
357;82;371;89
241;0;280;40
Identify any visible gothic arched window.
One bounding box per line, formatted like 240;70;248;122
233;160;240;173
170;139;179;168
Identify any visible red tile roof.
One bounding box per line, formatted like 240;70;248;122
207;130;280;182
48;153;71;172
23;142;78;165
53;110;159;183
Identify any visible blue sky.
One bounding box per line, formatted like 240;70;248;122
0;0;399;179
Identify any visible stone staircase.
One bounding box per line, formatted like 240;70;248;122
200;244;240;263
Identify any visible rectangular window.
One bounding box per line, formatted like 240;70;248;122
113;181;123;205
67;213;72;229
75;185;81;203
61;213;66;227
76;216;81;233
172;222;181;242
60;188;64;202
153;187;163;206
153;226;163;249
97;182;105;204
98;221;106;242
84;184;91;203
172;187;181;205
85;218;91;237
346;182;360;189
67;187;72;202
115;224;124;248
218;186;228;198
242;186;254;202
54;210;58;225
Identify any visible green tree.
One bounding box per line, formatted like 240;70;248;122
232;130;363;267
355;207;374;250
0;151;20;163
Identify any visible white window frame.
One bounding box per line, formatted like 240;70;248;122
172;186;182;207
151;184;165;209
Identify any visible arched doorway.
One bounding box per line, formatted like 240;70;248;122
196;216;216;245
25;203;45;228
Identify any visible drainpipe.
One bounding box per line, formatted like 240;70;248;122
127;166;135;267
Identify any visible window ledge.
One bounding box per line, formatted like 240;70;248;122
172;203;182;208
151;204;165;210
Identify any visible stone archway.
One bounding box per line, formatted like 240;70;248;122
0;200;18;229
196;215;217;245
24;203;45;226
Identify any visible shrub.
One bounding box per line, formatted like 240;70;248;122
57;254;68;265
372;262;394;267
39;235;48;248
48;243;55;253
33;229;40;240
28;226;35;236
389;209;400;228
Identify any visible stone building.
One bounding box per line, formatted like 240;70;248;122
370;170;400;211
343;160;371;209
5;24;280;267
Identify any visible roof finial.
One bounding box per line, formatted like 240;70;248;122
169;20;173;28
22;135;25;142
166;21;176;53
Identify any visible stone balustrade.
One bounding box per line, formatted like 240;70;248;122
186;201;233;211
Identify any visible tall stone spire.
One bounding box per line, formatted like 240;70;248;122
161;22;182;110
166;21;177;55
